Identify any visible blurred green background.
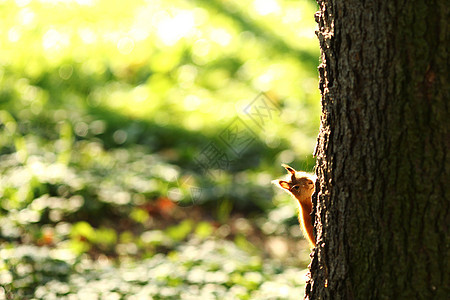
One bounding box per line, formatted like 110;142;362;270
0;0;320;298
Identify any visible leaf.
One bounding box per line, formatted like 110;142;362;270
194;221;214;239
70;221;95;241
166;219;193;242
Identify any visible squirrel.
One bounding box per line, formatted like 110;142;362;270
272;164;316;246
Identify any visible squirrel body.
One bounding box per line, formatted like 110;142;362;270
273;164;316;246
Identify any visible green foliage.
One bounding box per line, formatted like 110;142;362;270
195;221;214;239
0;0;319;297
166;220;194;242
0;241;307;299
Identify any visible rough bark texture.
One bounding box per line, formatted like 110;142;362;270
307;0;449;299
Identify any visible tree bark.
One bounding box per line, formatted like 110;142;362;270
307;0;449;299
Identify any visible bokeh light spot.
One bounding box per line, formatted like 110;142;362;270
117;37;135;55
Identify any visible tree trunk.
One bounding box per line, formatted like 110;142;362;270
307;0;449;299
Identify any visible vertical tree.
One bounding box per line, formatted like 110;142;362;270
307;0;449;299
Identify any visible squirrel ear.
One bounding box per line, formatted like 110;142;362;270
277;180;291;190
281;164;296;175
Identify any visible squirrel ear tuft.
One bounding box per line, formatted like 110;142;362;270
281;164;296;175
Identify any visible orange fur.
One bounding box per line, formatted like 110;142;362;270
273;164;316;246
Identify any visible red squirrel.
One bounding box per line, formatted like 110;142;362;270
273;164;316;246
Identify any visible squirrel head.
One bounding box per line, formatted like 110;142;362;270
272;164;316;202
